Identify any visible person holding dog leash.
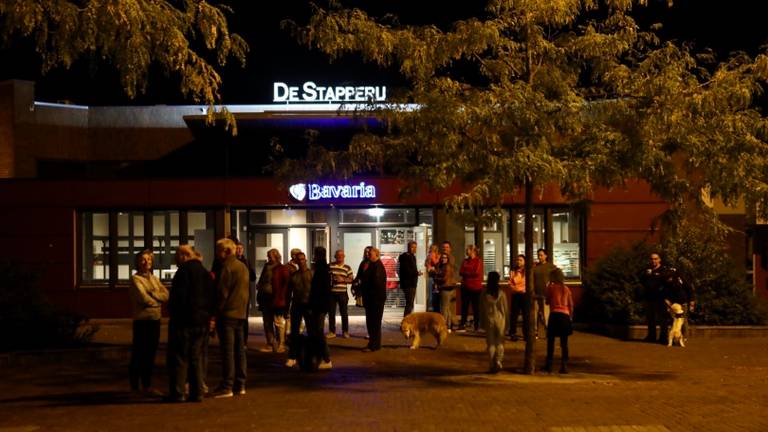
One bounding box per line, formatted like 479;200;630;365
661;265;695;343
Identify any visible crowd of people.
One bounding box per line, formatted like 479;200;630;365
127;235;690;401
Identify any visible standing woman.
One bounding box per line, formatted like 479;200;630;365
544;268;574;374
129;249;169;395
425;244;441;312
507;254;528;341
361;247;387;352
459;245;483;332
434;253;457;333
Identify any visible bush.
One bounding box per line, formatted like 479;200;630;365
0;262;98;351
578;242;652;324
579;218;768;326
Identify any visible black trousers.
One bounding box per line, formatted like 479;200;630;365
365;299;385;350
460;288;481;330
401;284;416;316
129;319;161;390
509;292;528;337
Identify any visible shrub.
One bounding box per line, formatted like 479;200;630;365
578;242;652;324
0;262;98;351
579;218;767;326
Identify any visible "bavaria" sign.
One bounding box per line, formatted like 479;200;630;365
289;182;377;201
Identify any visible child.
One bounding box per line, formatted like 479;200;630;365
483;271;507;373
544;268;574;374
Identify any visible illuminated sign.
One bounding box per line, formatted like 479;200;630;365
274;81;387;103
289;182;377;201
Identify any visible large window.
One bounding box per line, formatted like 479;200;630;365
80;211;211;285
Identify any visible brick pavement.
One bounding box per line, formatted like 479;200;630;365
1;311;767;432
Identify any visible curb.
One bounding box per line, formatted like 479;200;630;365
576;323;768;340
0;345;131;369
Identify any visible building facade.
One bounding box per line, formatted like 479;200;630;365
1;80;763;318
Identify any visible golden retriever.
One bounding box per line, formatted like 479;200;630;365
400;312;448;349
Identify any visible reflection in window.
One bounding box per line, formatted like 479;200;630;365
339;208;416;224
82;212;109;281
152;211;180;281
117;212;145;280
516;213;545;256
552;211;580;277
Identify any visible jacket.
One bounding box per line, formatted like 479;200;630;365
169;259;214;326
215;255;250;320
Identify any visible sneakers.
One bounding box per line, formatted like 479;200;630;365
318;360;333;370
326;332;336;339
258;345;274;353
211;388;234;399
234;386;246;396
285;358;297;368
342;332;351;339
456;328;467;333
275;345;287;353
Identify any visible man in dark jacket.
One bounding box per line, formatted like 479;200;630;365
639;253;666;342
309;246;332;369
211;238;250;398
398;241;421;317
166;245;214;402
362;247;387;352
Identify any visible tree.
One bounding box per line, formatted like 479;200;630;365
278;0;768;373
0;0;248;130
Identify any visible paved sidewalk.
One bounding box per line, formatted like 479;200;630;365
1;311;767;431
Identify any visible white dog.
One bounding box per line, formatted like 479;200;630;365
667;303;686;347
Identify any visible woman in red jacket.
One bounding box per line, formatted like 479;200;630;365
459;245;483;332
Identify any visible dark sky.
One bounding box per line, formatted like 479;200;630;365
0;0;765;106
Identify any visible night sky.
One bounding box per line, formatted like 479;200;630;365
0;0;765;106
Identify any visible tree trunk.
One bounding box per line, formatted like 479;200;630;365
523;179;536;374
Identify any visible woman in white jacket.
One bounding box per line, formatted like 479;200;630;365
129;249;169;395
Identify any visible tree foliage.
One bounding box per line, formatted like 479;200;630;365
279;0;768;372
0;0;248;130
280;0;768;217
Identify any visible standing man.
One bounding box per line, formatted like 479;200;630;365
639;252;665;343
398;241;421;317
166;245;213;403
211;238;250;398
329;249;354;338
234;239;256;345
533;248;556;338
361;247;387;352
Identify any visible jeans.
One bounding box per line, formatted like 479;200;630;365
216;318;247;391
289;303;311;360
440;289;456;330
129;319;160;390
167;323;207;398
328;292;349;334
